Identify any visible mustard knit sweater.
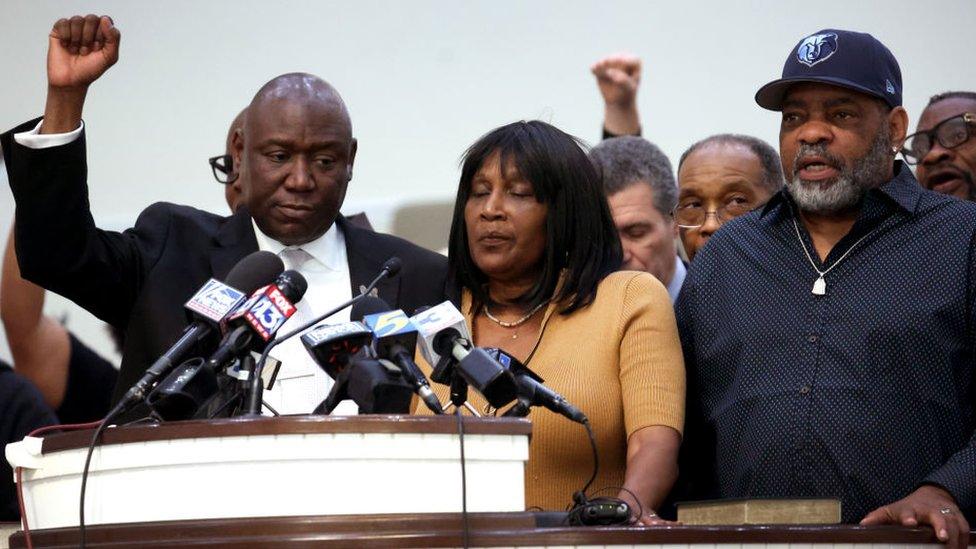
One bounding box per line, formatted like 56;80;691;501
416;271;686;510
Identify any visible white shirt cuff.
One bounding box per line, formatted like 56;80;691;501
13;119;85;149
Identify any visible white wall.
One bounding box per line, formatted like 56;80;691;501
1;0;974;363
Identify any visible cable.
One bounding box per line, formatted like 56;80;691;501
79;418;111;548
454;407;469;549
564;420;633;526
15;420;102;549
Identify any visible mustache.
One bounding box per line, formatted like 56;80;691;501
792;144;846;176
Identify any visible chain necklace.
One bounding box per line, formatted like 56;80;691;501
483;301;548;339
790;205;876;296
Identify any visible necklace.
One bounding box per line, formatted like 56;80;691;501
483;301;548;339
790;206;876;296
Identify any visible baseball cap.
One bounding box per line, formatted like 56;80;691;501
755;29;902;111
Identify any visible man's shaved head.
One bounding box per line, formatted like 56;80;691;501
246;73;352;140
234;72;358;246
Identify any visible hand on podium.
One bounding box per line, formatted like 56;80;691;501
860;485;969;549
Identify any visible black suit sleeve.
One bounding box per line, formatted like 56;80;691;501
2;119;170;328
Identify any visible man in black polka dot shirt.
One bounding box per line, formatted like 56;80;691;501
677;29;974;548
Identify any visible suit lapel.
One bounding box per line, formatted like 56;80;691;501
210;208;260;279
339;216;400;306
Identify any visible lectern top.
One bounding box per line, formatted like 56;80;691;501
39;414;532;454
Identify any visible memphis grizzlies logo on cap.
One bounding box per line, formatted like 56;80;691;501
796;32;839;67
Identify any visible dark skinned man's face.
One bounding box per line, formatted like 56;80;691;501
235;97;357;246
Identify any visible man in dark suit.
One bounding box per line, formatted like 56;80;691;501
3;14;450;416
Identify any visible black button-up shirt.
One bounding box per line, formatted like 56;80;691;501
675;162;976;522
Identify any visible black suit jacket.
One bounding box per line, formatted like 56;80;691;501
2;118;452;412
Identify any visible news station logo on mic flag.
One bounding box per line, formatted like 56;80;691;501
363;310;412;338
184;279;247;322
243;285;298;340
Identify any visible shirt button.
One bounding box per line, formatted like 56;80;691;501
799;385;811;394
807;334;818;343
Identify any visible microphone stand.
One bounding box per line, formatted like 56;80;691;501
242;264;396;415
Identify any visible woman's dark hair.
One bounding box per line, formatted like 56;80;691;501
448;120;622;315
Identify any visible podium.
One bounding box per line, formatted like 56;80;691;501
5;415;531;529
4;416;963;547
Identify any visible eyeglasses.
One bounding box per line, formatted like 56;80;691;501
673;200;754;229
901;112;976;165
208;154;239;184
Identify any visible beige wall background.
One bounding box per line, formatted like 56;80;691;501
1;0;974;364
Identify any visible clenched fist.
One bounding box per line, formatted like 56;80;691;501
40;15;120;134
591;53;642;136
48;15;120;90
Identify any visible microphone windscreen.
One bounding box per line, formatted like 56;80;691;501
277;269;308;303
382;257;402;278
225;251;284;293
351;295;392;321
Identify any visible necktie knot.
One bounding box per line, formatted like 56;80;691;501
280;247;312;272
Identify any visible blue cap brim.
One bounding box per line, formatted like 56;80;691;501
755;75;894;111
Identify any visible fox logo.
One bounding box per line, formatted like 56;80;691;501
796;32;839;67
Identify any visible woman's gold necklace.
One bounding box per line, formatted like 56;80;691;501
483;301;548;339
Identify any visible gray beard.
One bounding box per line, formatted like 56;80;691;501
787;129;892;214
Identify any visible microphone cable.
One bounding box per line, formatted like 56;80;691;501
454;407;470;549
563;419;640;526
14;420;103;549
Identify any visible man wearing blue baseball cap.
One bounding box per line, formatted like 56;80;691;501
676;29;974;547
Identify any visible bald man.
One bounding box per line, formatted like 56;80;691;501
2;14;450;417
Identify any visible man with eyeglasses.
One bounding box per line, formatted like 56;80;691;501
673;134;784;259
903;92;976;201
591;55;782;262
3;14;450;419
676;30;974;547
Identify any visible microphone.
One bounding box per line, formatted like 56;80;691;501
301;320;374;379
486;348;588;424
411;301;518;409
244;256;402;415
147;270;308;421
357;297;443;414
209;269;308;370
112;251;284;416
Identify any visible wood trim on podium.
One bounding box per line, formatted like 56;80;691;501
8;513;952;548
40;415;532;454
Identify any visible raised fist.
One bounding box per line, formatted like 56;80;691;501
591;53;642;109
47;15;120;90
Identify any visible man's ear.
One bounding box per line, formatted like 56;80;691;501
346;138;358;181
889;106;909;151
231;128;245;174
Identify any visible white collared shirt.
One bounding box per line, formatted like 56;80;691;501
251;220;357;415
15;121;359;415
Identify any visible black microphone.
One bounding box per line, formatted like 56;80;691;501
111;251;284;417
410;302;518;409
356;296;443;414
486;348;588;424
244;256;402;415
147;270;308;421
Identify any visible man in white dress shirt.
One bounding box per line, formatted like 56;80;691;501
3;14;451;419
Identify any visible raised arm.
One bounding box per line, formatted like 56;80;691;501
591;53;642;138
1;226;72;409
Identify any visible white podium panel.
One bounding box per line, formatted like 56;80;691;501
5;415;530;530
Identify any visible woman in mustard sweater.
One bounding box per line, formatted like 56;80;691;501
426;120;685;523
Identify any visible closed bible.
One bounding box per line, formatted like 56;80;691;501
676;498;841;525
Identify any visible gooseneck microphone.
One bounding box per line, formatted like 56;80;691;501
244;256;403;415
111;251;284;417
